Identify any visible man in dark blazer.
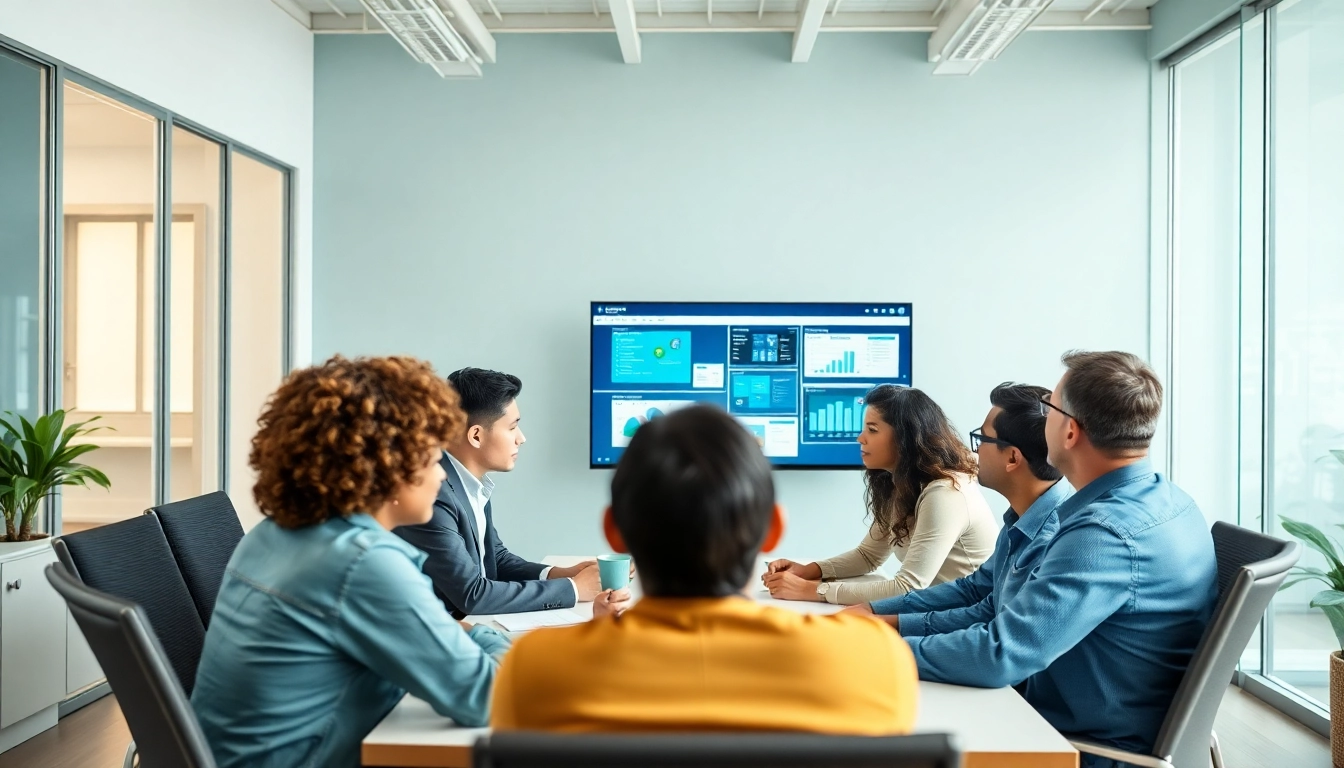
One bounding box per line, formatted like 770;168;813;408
395;368;601;617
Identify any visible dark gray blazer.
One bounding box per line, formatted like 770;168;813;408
393;453;574;618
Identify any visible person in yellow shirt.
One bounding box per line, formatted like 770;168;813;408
492;405;918;735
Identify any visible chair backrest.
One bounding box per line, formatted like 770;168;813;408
1153;521;1300;768
55;514;207;695
46;562;217;768
472;732;959;768
149;491;244;627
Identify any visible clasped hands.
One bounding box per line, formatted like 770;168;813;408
761;559;826;602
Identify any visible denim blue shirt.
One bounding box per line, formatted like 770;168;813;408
906;461;1217;765
192;514;512;768
870;479;1072;636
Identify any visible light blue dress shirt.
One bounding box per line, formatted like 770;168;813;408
905;461;1217;767
870;479;1072;636
191;513;511;768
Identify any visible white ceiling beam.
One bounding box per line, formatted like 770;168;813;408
270;0;312;28
436;0;498;63
791;0;829;62
310;9;1149;34
609;0;642;63
1083;0;1111;22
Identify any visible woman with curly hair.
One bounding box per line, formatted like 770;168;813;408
763;385;997;605
191;355;512;768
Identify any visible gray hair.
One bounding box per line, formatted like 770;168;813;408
1059;350;1163;453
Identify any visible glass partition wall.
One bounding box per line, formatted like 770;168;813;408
1165;0;1344;732
0;34;293;537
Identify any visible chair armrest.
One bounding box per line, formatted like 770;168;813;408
1068;740;1174;768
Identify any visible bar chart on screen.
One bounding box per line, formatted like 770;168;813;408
804;390;868;442
803;333;900;378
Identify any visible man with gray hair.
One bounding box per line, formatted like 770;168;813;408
899;351;1217;768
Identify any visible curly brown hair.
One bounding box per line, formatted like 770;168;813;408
862;385;979;548
249;355;465;529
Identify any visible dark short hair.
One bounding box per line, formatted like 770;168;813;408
610;405;774;598
1059;350;1163;453
447;367;522;429
989;382;1062;482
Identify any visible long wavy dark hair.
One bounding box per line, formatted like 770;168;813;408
863;385;979;547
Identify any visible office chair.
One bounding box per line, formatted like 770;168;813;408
54;513;207;696
1069;521;1300;768
149;491;245;627
46;562;217;768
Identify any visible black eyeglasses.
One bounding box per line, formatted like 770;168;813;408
969;428;1014;452
1039;393;1082;426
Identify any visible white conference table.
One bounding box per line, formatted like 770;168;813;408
363;557;1078;768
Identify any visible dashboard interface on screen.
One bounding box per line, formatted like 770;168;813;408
590;302;913;468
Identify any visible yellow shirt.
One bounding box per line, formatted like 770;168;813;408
491;597;918;734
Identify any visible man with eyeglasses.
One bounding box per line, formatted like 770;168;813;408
889;351;1218;768
844;383;1072;638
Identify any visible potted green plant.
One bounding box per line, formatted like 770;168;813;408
1281;504;1344;764
0;410;110;543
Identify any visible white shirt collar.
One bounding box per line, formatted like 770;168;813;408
446;450;494;502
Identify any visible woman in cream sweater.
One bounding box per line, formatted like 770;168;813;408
763;384;996;605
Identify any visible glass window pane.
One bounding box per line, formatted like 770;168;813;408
1267;0;1344;710
72;221;139;412
0;49;45;425
1238;14;1268;676
1171;32;1242;530
169;127;223;502
61;82;159;533
170;221;195;414
228;152;286;527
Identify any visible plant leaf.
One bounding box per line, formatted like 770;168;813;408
1281;576;1332;591
1280;517;1344;575
51;443;101;465
11;476;36;507
1312;590;1344;608
1319;603;1344;652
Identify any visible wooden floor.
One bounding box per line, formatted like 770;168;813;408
0;686;1332;767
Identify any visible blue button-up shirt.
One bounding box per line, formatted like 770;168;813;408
869;479;1072;635
192;514;512;768
906;461;1217;765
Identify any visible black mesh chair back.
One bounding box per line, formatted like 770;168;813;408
46;562;217;768
55;514;207;695
149;491;244;626
473;732;960;768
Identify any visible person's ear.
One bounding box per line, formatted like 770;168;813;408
603;507;628;553
466;424;484;449
1004;447;1022;473
760;504;787;553
1064;419;1082;451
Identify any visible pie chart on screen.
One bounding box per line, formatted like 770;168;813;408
622;407;666;437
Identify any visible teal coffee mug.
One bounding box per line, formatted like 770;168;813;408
597;554;632;591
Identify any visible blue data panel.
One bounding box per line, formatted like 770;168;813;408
611;330;693;384
591;302;912;468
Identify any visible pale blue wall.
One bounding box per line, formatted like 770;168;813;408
313;31;1152;562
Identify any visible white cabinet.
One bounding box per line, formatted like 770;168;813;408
0;545;67;729
67;610;103;695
